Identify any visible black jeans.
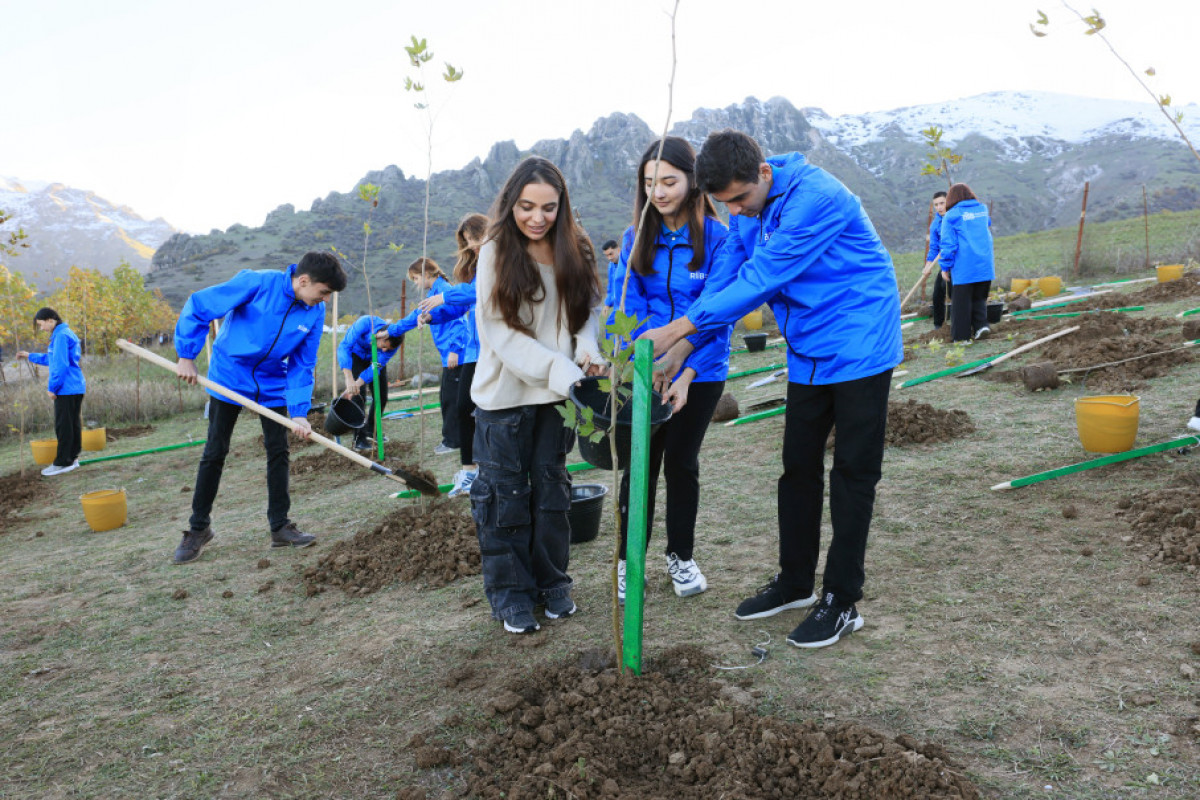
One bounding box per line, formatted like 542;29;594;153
189;397;291;533
618;380;726;562
350;353;388;436
53;394;84;467
950;280;991;342
458;361;478;465
931;271;952;328
776;369;892;605
440;365;461;448
470;403;574;622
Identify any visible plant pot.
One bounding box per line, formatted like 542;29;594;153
741;309;763;330
1075;394;1139;453
986;301;1005;324
1157;264;1184;283
1010;278;1032;293
1038;276;1063;297
81;488;127;532
568;483;608;544
81;427;107;451
569;377;673;470
323;396;366;436
743;332;768;352
31;439;57;465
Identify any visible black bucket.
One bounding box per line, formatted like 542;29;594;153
568;483;608;544
986;301;1005;324
743;332;768;352
569;377;673;470
323;396;366;436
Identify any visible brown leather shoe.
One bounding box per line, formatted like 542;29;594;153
270;522;315;548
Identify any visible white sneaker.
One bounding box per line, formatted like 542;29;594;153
616;559;649;606
666;553;708;597
448;468;477;498
41;462;77;477
1188;416;1200;433
433;443;457;456
974;326;991;340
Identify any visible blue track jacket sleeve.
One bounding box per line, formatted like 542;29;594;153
336;318;364;370
285;314;323;418
174;270;263;360
939;214;959;273
926;215;942;263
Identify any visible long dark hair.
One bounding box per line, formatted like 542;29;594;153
945;183;979;211
486;157;597;337
33;307;63;330
631;137;717;276
453;213;489;283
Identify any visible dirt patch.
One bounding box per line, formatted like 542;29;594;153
1116;475;1200;569
885;400;975;447
299;500;478;596
105;424;155;442
0;469;51;523
423;645;980;799
289;438;415;481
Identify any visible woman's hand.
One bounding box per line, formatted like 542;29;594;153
176;357;198;385
664;373;693;413
417;294;444;313
417;311;433;326
15;350;29;360
447;352;459;368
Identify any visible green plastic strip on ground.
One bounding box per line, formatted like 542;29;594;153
726;405;786;426
896;356;995;388
727;362;786;381
901;315;932;324
1010;295;1099;315
1021;306;1143;320
389;461;595;499
383;401;441;418
622;339;652;676
1180;307;1200;318
78;439;206;465
991;435;1200;490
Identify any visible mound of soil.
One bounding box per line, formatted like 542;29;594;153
0;470;50;524
289;438;415;480
1127;277;1200;304
885;400;975;447
1116;478;1200;568
106;424;155;441
422;645;980;799
300;500;478;596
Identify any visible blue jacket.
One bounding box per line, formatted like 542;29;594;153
385;277;466;368
404;278;479;364
337;315;398;385
926;212;944;263
688;153;902;385
938;199;994;284
28;322;86;395
618;217;732;382
175;264;325;417
604;258;625;308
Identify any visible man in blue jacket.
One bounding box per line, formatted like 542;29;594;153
641;129;902;649
922;190;949;328
172;252;347;564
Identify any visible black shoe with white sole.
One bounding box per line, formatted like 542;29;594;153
786;591;863;649
734;574;818;620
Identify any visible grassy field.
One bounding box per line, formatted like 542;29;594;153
2;271;1200;798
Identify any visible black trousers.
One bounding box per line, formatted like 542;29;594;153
440;365;462;448
53;394;84;467
189;397;291;533
776;369;891;605
618;380;726;562
458;361;478;465
931;271;952;328
350;352;388;436
950;280;991;342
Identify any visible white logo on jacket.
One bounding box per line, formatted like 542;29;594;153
297;324;310;333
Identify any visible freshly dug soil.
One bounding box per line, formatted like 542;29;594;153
425;645;980;800
0;470;50;523
300;500;478;596
885;400;974;447
1116;475;1200;569
289;438;415;481
711;392;739;422
105;424;155;441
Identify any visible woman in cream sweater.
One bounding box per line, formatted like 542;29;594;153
471;156;604;635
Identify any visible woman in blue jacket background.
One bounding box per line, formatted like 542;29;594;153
17;307;86;476
938;183;995;343
614;136;730;602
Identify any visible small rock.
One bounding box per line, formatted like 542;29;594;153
172;589;188;600
221;590;233;599
1130;693;1157;707
1117;497;1133;510
1080;546;1094;556
1191;642;1200;656
1136;575;1151;587
1062;504;1078;519
35;531;44;537
668;751;686;765
180;486;191;493
256;580;274;594
1181;663;1197;680
256;558;271;570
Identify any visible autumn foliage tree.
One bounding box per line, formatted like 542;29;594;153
43;263;176;354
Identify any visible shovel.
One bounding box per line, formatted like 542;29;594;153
954;325;1080;377
747;369;787;389
116;339;440;496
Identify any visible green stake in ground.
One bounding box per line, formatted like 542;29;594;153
79;439;206;466
622;339;653;676
991;435;1200;490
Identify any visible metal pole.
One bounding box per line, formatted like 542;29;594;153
1073;181;1090;275
1142;184;1150;270
621;339;653;675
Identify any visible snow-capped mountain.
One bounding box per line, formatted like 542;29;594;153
0;177;176;287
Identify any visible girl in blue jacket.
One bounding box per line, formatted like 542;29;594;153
407;213;489;498
17;307;86;476
938;183;996;342
614;137;731;602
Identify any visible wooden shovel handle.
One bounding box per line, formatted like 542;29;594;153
986;325;1080;367
899;257;937;311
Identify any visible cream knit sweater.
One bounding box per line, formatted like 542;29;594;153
472;242;601;411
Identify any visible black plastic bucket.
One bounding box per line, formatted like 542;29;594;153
743;332;768;352
323;396;366;436
568;483;608;544
986;301;1005;324
569;377;673;470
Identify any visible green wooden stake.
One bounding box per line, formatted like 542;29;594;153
727;362;786;381
79;439;206;465
369;331;384;462
1010;295;1101;315
896;356;995;388
622;339;653;675
1177;307;1200;318
1021;306;1142;320
991;435;1199;490
725;406;786;427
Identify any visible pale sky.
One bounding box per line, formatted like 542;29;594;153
3;0;1197;234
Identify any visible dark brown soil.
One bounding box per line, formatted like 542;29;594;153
289;438;415;481
419;645;980;799
1116;474;1200;569
0;469;50;523
299;500;478;596
885;400;975;447
105;424;155;441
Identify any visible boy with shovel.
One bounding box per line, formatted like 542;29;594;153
171;252;347;564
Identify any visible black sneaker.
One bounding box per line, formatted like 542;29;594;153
734;575;818;620
503;610;541;634
270;522;316;548
786;591;863;649
173;528;214;564
352;433;370;451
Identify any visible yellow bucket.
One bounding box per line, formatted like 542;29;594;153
1038;276;1063;297
1157;264;1184;282
81;488;127;532
741;309;763;330
1010;278;1032;293
81;427;107;451
31;439;57;465
1075;395;1139;453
